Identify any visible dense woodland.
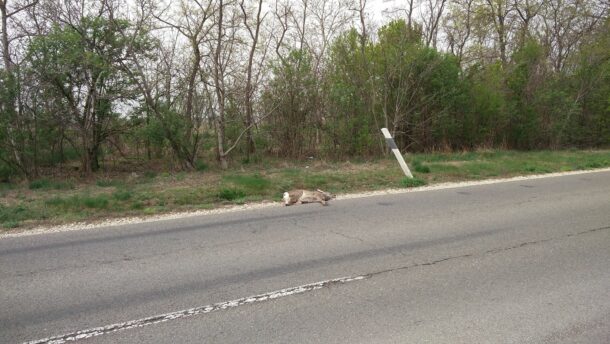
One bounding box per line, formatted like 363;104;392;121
0;0;609;180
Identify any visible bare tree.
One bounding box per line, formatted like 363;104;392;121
239;0;264;159
541;0;602;73
153;0;215;168
444;0;474;66
483;0;514;66
422;0;448;47
0;0;38;177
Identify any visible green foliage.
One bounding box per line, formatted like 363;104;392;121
25;16;154;173
262;49;320;157
83;196;110;209
223;173;271;191
218;188;246;201
195;160;208;172
143;171;157;179
412;160;431;173
96;179;122;187
400;177;427;188
29;179;74;190
46;194;110;210
112;190;133;201
2;220;20;229
324;29;376;156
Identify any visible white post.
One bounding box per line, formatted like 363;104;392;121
381;128;413;178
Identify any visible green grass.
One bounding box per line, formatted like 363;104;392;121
1;149;609;231
218;188;246;201
401;177;427;188
2;220;20;229
29;179;74;190
223;173;271;191
96;179;124;188
412;160;431;173
45;195;111;210
112;190;133;201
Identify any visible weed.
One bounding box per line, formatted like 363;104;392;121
112;190;133;201
46;195;110;210
143;206;164;215
2;220;19;229
96;179;122;188
412;160;431;173
82;196;110;209
218;188;246;201
304;174;329;188
400;177;427;188
223;173;270;191
144;171;157;179
281;168;302;177
29;179;74;190
196;160;208;172
175;172;186;181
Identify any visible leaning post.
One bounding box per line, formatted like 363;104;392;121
381;128;413;178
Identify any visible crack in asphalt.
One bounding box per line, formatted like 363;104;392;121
326;229;367;244
365;224;610;280
22;224;610;344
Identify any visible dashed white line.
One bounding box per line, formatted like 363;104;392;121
24;275;367;344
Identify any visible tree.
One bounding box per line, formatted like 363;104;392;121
27;16;148;174
0;0;38;178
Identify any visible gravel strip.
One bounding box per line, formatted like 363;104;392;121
2;167;609;239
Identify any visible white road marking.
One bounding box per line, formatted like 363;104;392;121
24;275;367;344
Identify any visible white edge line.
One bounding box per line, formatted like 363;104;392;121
2;167;609;239
23;275;367;344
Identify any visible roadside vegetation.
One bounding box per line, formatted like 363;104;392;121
1;150;608;231
1;1;609;231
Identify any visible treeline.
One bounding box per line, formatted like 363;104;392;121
0;0;609;179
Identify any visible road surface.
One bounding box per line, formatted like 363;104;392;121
1;170;609;343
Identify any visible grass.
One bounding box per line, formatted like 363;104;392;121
29;179;74;190
0;149;608;231
401;177;427;187
218;188;247;201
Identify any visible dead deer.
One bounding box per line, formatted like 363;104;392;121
282;189;335;206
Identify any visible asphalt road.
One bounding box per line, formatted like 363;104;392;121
1;171;609;343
